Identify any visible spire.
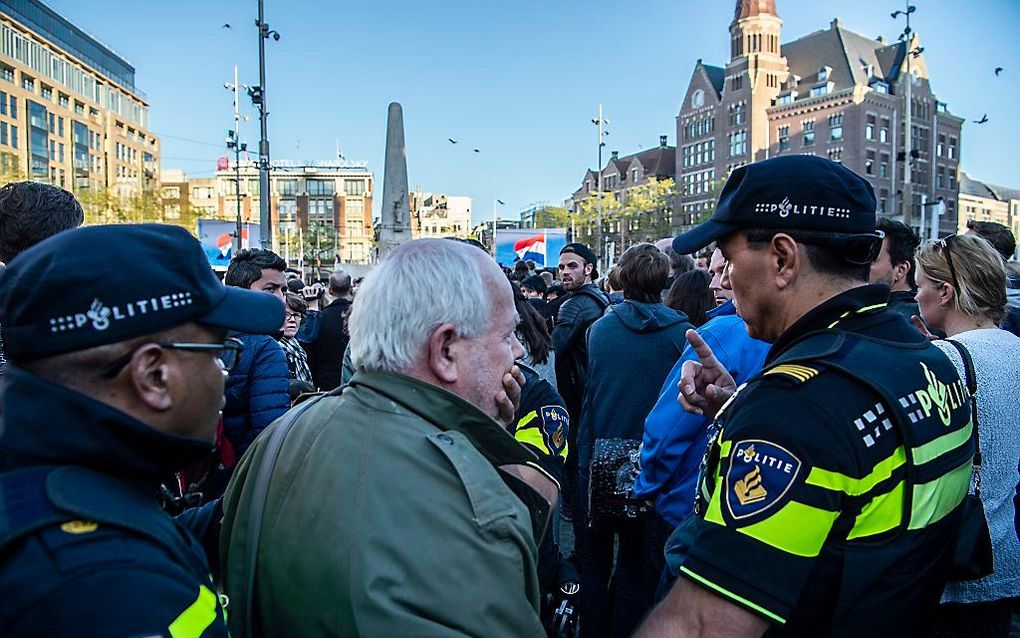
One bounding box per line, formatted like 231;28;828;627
734;0;778;21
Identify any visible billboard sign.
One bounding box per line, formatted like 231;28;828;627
197;219;262;269
494;228;567;268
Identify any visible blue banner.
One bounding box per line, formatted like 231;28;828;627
495;228;567;268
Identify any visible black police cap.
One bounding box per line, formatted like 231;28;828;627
672;156;879;255
0;224;286;361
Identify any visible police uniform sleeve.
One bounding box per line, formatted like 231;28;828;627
679;377;862;626
10;566;227;637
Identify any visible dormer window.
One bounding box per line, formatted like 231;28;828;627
818;66;831;82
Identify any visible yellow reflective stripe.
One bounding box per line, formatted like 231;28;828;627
912;419;973;466
515;410;538;431
169;585;218;638
847;479;905;539
806;446;907;496
736;500;838;557
680;566;786;624
909;459;971;529
719;439;732;458
514;413;567;459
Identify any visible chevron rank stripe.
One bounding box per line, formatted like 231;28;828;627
763;364;820;383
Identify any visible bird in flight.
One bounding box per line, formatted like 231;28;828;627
973;114;989;124
448;138;458;144
994;67;1004;76
221;23;231;29
473;149;480;153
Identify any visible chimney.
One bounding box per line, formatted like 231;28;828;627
660;135;668;148
611;151;619;160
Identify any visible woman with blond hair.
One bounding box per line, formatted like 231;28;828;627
914;234;1020;638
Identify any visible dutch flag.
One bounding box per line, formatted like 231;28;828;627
514;233;546;265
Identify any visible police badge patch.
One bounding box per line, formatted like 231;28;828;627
724;439;801;521
539;406;569;458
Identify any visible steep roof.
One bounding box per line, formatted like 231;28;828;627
703;64;726;97
781;21;899;94
959;173;997;199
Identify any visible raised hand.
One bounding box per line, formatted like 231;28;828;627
495;365;526;428
677;329;737;418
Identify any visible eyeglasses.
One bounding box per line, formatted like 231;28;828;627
101;337;245;379
285;312;305;322
934;235;961;292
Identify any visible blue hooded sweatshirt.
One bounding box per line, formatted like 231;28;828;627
633;300;769;527
576;300;691;478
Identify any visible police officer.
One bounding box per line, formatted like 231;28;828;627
0;224;284;637
637;156;974;637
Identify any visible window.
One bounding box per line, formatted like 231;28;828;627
778;125;790;151
0;64;12;82
803;120;815;146
344;179;365;196
0;122;6;146
277;179;298;196
865;114;876;141
936;166;945;189
731;75;743;91
937;133;945;157
880;118;890;144
809;84;830;97
74;101;84;115
865;150;875;174
40;84;52;100
631;168;639;182
948;171;956;190
8;95;16;120
777;92;796;105
278;198;297;220
879;153;889;178
58;93;68;108
21;75;34;91
818;66;830;82
879;189;888;213
10;125;16;149
948;137;957;160
307;179;334;196
57;117;63;137
827;148;843;163
729;101;746;126
309;198;334;219
828;113;843;141
728;130;747;157
346;198;365;218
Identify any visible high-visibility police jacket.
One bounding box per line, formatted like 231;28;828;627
679;285;973;637
0;368;227;638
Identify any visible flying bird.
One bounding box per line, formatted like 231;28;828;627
448;138;458;144
221;23;231;29
973;114;989;124
994;66;1004;76
473;148;480;153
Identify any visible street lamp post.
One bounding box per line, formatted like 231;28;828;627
592;105;609;269
224;65;249;253
492;198;505;258
253;0;280;249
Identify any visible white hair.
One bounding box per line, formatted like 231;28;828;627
350;239;493;374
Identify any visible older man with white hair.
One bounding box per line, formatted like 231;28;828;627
219;239;552;637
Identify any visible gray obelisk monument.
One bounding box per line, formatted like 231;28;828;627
378;102;411;258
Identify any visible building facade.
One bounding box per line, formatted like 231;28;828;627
409;190;472;239
676;0;963;238
214;160;375;264
958;173;1020;256
0;0;158;198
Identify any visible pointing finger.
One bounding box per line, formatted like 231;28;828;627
686;329;721;369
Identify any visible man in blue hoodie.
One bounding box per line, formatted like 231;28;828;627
634;248;769;585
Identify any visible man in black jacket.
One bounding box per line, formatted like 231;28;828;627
304;270;353;390
0;224;284;637
553;242;609;534
870;217;920;320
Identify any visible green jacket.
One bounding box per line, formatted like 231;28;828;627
220;370;548;637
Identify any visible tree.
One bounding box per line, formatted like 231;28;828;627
533;205;571;229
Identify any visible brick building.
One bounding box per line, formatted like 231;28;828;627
677;0;963;237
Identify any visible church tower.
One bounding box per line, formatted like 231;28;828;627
725;0;788;163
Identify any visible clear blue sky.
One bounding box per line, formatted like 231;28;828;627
49;0;1020;224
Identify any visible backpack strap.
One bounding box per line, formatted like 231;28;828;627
943;338;982;493
234;385;344;638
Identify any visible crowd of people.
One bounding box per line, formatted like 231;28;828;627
0;153;1018;637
